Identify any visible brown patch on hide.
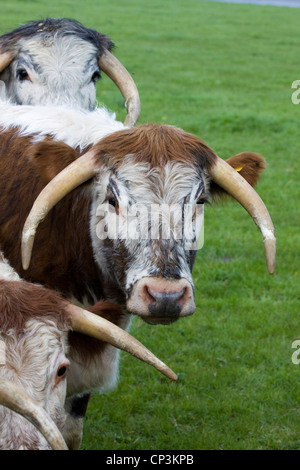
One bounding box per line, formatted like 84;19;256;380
28;140;78;185
92;123;217;171
0;128;103;305
0;279;71;335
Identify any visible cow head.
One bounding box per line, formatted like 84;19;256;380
22;124;276;325
0;18;140;126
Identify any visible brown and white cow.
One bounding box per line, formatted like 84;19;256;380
0;252;175;450
0;119;275;320
0;110;275;447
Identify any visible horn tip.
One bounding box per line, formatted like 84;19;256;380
263;236;276;275
164;368;178;382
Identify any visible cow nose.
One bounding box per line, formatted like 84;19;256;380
145;285;187;316
126;277;195;324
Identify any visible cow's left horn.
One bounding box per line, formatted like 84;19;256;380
98;50;140;127
208;156;276;274
0;51;13;72
0;378;68;450
67;304;178;381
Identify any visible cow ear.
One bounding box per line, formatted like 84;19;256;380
210;152;266;200
28;140;79;185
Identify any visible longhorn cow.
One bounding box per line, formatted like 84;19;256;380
0;103;276;449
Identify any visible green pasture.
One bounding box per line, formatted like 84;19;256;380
0;0;299;450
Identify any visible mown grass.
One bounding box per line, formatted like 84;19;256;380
1;0;299;450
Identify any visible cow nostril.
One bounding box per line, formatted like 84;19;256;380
143;285;157;304
177;287;187;305
144;285;187;306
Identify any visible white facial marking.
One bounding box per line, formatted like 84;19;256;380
90;159;208;292
0;319;69;450
6;36;100;110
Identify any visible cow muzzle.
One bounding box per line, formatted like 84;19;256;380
126;277;196;325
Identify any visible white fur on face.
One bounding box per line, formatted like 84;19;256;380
90;159;208;293
0;320;69;450
4;35;101;110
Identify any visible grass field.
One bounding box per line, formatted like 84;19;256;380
1;0;300;450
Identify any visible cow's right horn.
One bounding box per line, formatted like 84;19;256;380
0;378;68;450
0;51;13;72
98;50;140;128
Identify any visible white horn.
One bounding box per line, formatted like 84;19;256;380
209;156;276;274
98;50;140;127
22;151;97;271
0;51;12;72
68;304;178;381
0;378;68;450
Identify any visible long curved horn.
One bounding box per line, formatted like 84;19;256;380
208;156;276;274
0;378;68;450
21;149;276;275
98;50;140;127
0;51;13;72
67;304;177;381
22;151;97;271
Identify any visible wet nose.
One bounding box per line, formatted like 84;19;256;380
145;284;187;317
126;277;195;324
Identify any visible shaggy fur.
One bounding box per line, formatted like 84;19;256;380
0;18;113;55
0;18;114;110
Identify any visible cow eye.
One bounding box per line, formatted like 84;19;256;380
17;68;30;81
108;198;117;207
57;365;67;378
91;71;101;83
105;195;119;215
54;359;69;387
197;196;209;205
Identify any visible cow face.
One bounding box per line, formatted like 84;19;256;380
89;158;209;324
24;124;270;325
1;35;100;110
0;257;70;450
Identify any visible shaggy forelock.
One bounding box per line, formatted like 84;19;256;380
0;18;114;55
